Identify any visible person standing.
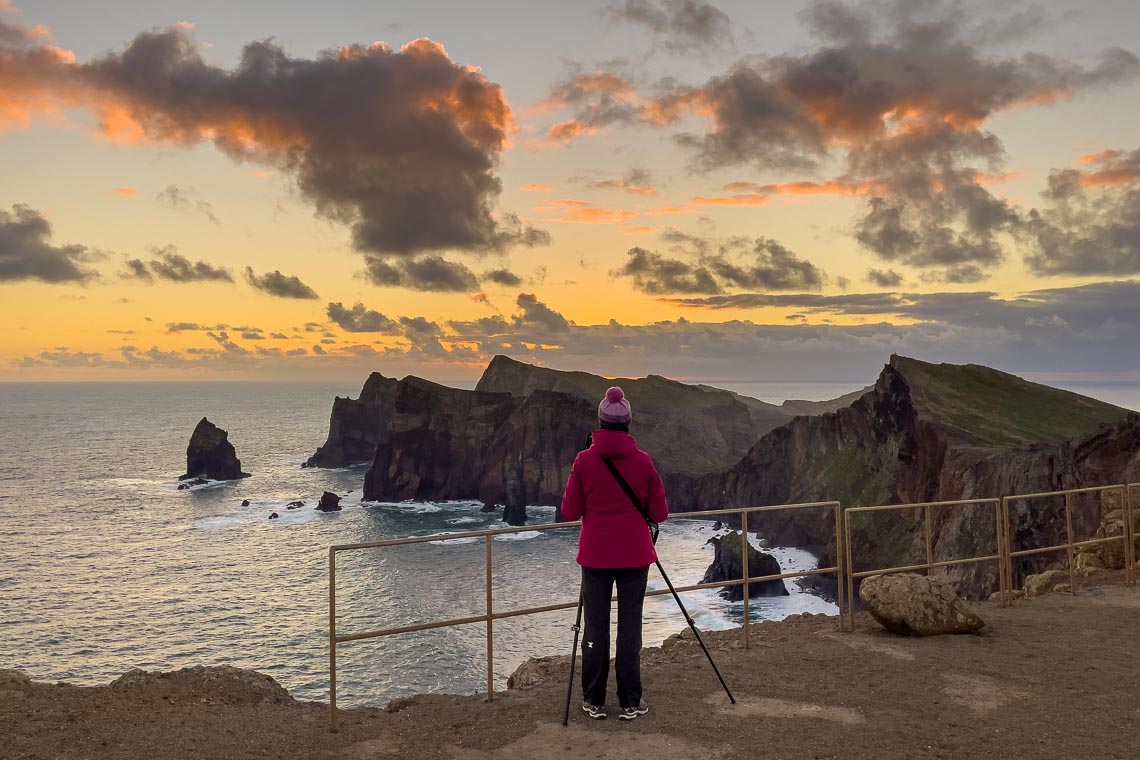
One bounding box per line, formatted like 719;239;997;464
560;386;669;721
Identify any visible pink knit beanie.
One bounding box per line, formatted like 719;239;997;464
598;386;632;424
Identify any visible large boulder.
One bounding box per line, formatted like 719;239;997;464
181;417;249;481
701;531;789;601
859;572;985;636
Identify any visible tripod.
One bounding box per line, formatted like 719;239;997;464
561;530;736;725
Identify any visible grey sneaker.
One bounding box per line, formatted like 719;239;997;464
618;701;649;721
581;701;606;720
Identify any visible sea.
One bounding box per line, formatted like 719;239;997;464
1;379;1136;707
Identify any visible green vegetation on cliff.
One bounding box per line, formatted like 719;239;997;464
891;355;1130;447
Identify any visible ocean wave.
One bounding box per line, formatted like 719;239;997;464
494;530;543;542
446;517;482;525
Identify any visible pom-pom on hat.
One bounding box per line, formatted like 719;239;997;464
598;386;632;424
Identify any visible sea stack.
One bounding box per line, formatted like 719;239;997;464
180;417;250;482
701;532;789;601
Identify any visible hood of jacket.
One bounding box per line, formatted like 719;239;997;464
590;428;638;459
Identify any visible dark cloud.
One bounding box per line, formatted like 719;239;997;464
709;237;824;291
241;331;264;340
205;330;250;355
865;268;903;287
1023;155;1140;276
578;167;656;195
514;293;571;332
0;204;99;283
156;185;219;225
614;247;721;294
614;236;824;294
603;1;733;54
364;254;480;292
0;19;50;48
164;322;226;333
312;344;327;355
243;266;319;299
543;67;641;134
121;246;233;283
639;0;1139;280
0;25;547;261
482;268;523;287
326;301;399;333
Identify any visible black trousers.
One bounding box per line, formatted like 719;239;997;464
580;564;650;709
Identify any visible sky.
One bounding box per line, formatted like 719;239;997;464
2;0;1139;385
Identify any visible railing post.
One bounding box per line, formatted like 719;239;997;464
329;547;338;732
1125;484;1136;587
485;534;494;701
740;512;750;650
834;503;845;632
994;500;1006;607
1001;496;1012;604
844;509;855;632
923;505;934;576
1064;493;1077;595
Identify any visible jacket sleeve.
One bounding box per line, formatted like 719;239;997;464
560;452;585;521
646;455;669;524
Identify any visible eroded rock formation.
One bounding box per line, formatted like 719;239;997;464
859;572;985;636
181;418;249;482
701;531;789;600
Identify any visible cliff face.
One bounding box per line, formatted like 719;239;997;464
668;356;1136;598
362;378;520;502
304;373;398;468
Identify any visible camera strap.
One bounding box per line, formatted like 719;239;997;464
600;456;659;545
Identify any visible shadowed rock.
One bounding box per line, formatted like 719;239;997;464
859;572;985;636
180;418;249;481
701;531;789;600
316;491;342;512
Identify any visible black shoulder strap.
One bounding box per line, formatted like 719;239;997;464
600;456;659;544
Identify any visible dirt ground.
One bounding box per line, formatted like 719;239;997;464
3;579;1139;760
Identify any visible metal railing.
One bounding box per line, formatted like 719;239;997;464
842;499;1005;632
1000;484;1136;603
326;500;842;729
327;483;1140;728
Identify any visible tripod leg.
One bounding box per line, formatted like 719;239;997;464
655;560;736;704
562;587;585;726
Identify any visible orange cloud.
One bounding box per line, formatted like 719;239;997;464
621;225;655;234
1068;149;1140;187
109;187;137;197
522;183;552;192
687;194;770;208
547;120;597;142
535;198;637;225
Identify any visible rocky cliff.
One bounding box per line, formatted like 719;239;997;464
304;372;398;468
671;355;1136;598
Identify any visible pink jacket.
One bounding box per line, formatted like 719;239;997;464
560;429;669;569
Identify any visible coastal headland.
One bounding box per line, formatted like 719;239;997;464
3;578;1137;759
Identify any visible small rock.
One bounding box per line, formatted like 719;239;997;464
1053;583;1072;593
268;513;279;520
241;499;250;507
316;491;342;512
177;477;209;490
286;500;304;508
480;503;496;513
859;572;985;636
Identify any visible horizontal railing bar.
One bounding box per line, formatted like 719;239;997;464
331;501;841;553
1008;545;1068;558
846;498;999;514
850;554;1000;580
335;613;490;642
331;521;581;552
1005;484;1125;501
334;565;844;642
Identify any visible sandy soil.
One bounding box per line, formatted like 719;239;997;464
3;579;1139;760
